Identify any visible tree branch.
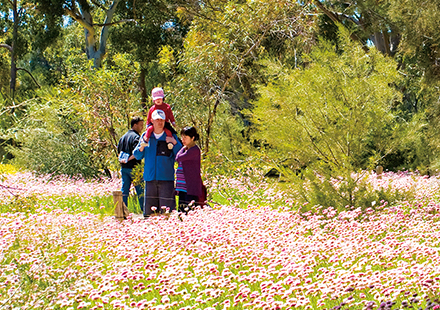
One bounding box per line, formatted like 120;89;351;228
90;0;108;11
93;19;136;27
314;0;369;53
0;43;12;52
204;22;274;153
178;6;226;26
0;184;21;198
16;67;41;88
97;0;121;63
64;8;95;34
133;0;137;20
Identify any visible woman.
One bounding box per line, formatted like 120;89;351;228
175;126;203;212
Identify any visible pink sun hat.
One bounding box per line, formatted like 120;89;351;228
151;87;164;100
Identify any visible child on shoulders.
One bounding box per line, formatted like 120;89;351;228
143;87;176;149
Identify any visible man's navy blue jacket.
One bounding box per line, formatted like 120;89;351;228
117;129;142;169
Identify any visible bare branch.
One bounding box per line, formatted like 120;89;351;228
90;0;108;11
133;0;137;20
93;19;137;27
16;67;41;88
0;43;12;52
314;0;369;53
64;8;95;34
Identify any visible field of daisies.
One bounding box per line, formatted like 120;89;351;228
1;164;440;310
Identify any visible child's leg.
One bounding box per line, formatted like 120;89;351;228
164;122;182;145
164;122;177;135
144;125;153;141
164;128;172;137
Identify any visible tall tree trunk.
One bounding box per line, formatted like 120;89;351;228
314;0;369;53
94;0;120;68
370;32;387;54
10;0;18;98
72;0;121;68
139;68;148;112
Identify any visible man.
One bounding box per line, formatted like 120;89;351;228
134;109;182;217
117;116;145;211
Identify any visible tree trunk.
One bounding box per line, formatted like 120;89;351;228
314;0;369;53
139;68;148;112
389;28;401;56
10;0;18;97
75;0;121;68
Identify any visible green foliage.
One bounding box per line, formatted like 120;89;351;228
65;53;142;170
167;78;251;157
387;0;440;79
8;53;143;177
1;0;440;184
111;0;181;65
0;193;143;216
294;168;415;213
160;0;315;154
251;30;404;208
202;152;296;209
0;194;41;214
9;87;102;177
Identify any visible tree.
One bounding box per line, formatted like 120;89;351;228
110;0;186;107
313;0;399;56
163;0;316;154
9;53;143;176
35;0;135;68
0;0;60;97
251;31;403;207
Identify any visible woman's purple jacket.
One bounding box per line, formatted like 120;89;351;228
175;145;203;197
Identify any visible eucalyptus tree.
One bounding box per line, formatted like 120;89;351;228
312;0;398;56
313;0;440;80
312;0;440;172
166;0;316;154
34;0;136;69
0;0;60;97
386;0;440;80
110;0;186;107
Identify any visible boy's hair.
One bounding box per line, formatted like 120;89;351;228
131;116;143;128
180;126;200;141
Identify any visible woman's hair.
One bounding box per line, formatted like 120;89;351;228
180;126;200;141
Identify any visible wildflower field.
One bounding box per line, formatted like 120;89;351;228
1;167;440;310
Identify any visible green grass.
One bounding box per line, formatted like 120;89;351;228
0;194;143;216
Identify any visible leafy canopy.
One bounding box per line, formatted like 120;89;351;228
251;30;403;207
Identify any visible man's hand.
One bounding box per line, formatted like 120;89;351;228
139;143;147;152
166;136;177;145
166;136;177;150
